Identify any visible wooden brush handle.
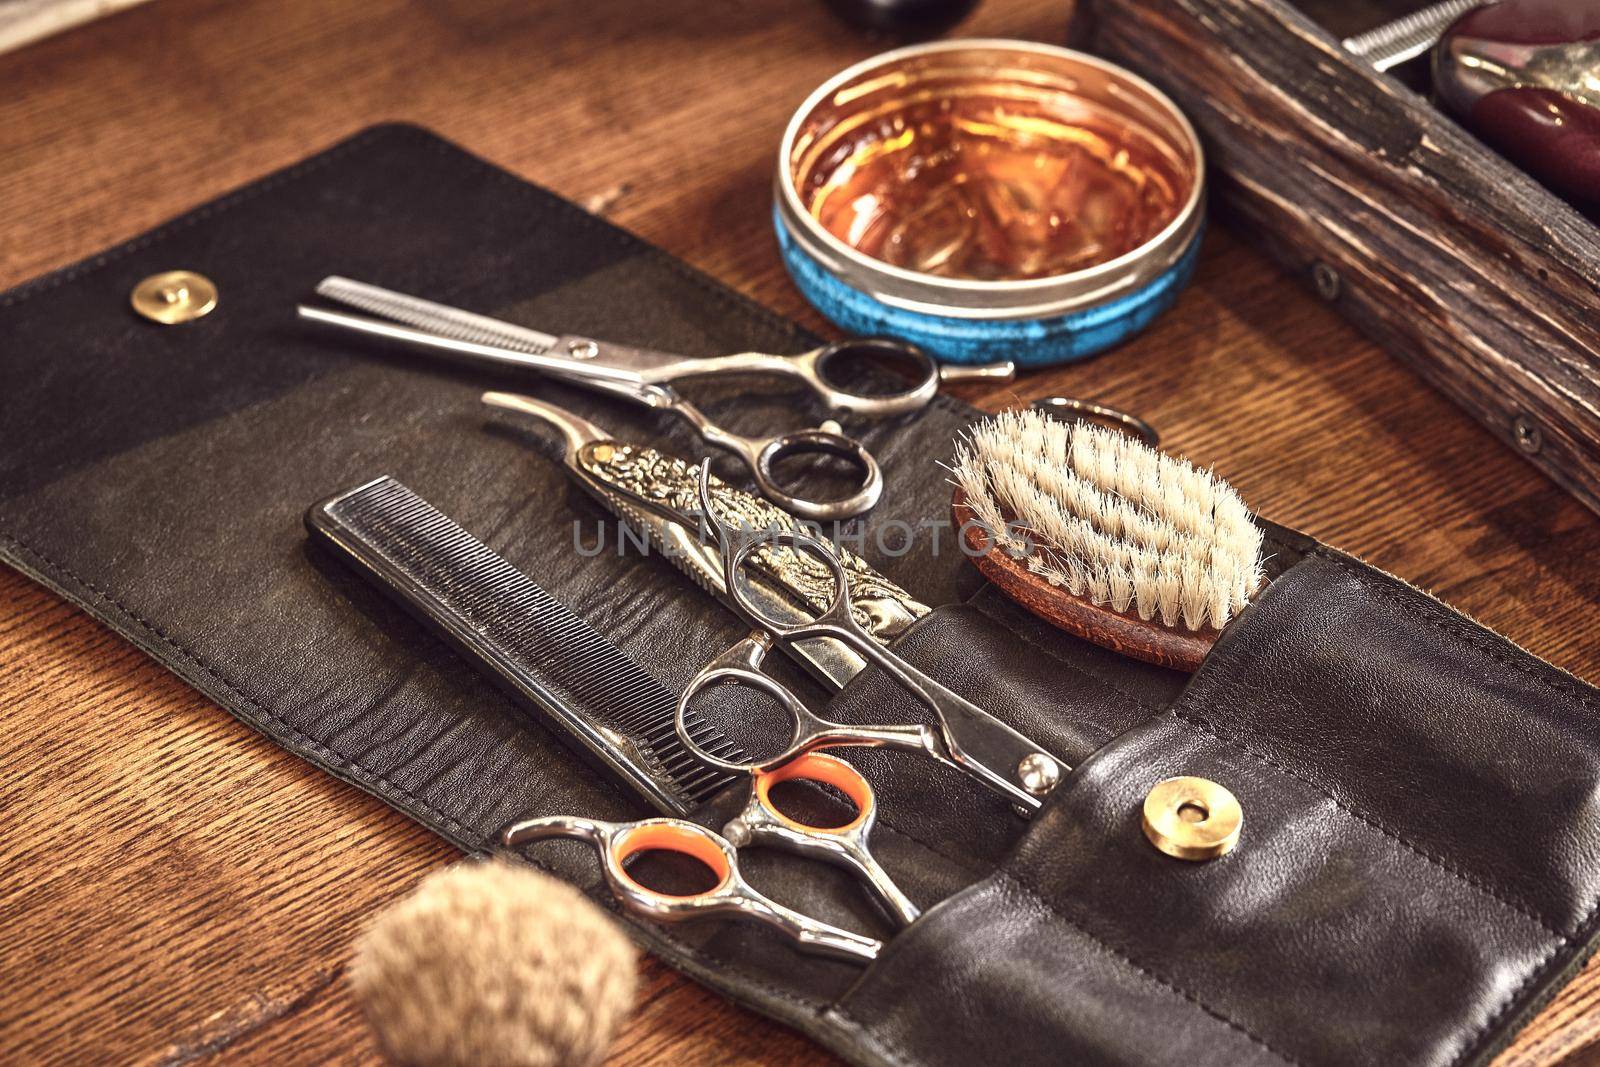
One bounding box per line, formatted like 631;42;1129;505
951;489;1214;673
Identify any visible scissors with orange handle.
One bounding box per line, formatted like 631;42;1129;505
501;751;916;962
723;751;919;927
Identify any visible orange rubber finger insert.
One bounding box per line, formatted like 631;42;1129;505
756;751;872;834
613;822;733;900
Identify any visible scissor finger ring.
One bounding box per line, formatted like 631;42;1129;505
726;752;920;927
749;428;883;523
501;813;882;962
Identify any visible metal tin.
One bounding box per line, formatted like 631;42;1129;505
775;40;1205;366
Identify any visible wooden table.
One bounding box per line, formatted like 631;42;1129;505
2;0;1597;1063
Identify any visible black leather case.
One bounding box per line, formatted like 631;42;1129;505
4;125;1598;1067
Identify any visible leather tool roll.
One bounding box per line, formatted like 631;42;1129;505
2;125;1598;1067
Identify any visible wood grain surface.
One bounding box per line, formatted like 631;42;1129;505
0;0;1597;1064
1087;0;1600;522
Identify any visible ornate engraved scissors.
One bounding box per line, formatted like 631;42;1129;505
677;467;1067;814
297;276;1011;521
502;750;917;963
476;390;929;690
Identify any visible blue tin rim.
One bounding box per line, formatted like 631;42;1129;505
776;205;1204;367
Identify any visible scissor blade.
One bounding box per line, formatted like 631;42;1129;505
316;275;562;355
935;696;1067;813
298;304;643;387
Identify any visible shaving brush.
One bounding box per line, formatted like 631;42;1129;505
352;860;638;1067
951;409;1265;672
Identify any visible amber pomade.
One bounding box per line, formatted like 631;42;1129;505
793;64;1189;281
774;40;1205;366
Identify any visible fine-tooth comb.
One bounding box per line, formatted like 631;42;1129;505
306;475;743;815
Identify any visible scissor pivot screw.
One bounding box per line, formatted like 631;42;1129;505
567;339;600;360
1017;753;1061;796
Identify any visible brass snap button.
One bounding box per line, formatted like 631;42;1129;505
1142;776;1242;861
131;270;217;324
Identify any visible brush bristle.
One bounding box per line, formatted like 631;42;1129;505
952;410;1265;632
351;860;637;1067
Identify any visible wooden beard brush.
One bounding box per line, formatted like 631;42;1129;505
950;409;1266;672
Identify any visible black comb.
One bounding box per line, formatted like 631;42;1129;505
306;476;742;815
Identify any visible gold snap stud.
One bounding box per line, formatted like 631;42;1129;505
1142;776;1241;861
131;270;217;324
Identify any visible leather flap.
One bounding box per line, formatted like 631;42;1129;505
3;124;1598;1067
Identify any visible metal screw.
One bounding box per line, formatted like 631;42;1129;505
1512;415;1542;454
1017;752;1062;796
1312;262;1342;302
567;339;600;360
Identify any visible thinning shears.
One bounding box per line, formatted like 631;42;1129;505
502;750;916;963
297;276;1012;521
677;467;1068;813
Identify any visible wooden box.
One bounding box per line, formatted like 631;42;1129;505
1080;0;1600;517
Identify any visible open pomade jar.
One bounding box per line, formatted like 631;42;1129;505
775;39;1204;366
